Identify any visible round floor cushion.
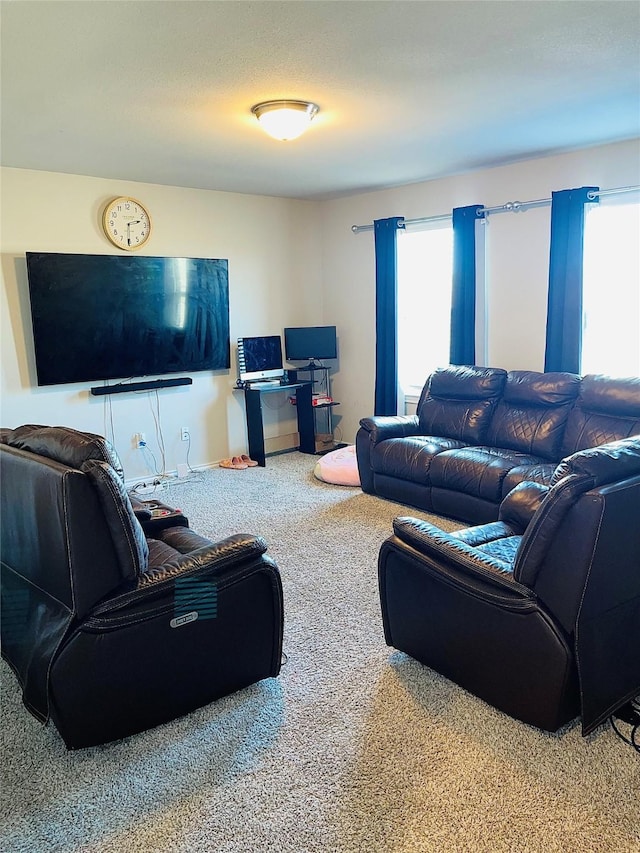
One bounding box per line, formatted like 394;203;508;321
313;444;361;487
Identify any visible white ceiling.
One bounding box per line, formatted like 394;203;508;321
1;1;639;201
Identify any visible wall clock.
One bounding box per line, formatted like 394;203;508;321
102;197;152;250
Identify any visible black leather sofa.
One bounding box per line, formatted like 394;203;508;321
379;435;640;733
0;425;284;749
357;366;640;523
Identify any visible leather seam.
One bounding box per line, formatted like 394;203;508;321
572;496;606;729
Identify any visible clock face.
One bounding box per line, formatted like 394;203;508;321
102;197;152;250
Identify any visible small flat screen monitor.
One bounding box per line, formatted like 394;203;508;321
284;326;337;364
237;335;284;382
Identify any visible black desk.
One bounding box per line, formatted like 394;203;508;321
241;382;315;467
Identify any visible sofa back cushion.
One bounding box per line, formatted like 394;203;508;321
417;366;507;443
486;371;581;460
561;374;640;456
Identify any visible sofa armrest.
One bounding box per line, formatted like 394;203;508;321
392;517;535;596
91;533;271;614
359;415;420;445
356;416;421;494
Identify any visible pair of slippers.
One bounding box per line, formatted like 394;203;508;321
220;454;258;470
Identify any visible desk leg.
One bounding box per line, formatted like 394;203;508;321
296;383;315;454
245;388;266;467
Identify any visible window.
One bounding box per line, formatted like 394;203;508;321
582;200;640;377
397;224;454;394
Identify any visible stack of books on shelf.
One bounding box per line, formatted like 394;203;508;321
288;394;334;407
312;394;333;407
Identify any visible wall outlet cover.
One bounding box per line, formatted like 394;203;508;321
177;463;189;479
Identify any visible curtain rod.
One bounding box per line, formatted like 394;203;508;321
350;184;640;233
351;213;451;233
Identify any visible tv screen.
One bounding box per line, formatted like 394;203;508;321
237;336;284;382
284;326;337;362
26;253;230;386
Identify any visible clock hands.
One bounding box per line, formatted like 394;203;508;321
126;220;141;247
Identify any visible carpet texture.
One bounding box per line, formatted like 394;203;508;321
1;452;638;852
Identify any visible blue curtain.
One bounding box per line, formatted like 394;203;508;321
544;186;599;373
374;216;404;415
450;204;484;365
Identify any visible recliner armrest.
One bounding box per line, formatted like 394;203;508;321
132;506;153;522
359;415;420;445
392;517;534;596
91;533;271;614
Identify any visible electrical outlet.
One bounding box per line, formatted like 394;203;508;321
133;432;146;448
181;427;190;442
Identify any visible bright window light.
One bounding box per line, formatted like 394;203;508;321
582;201;640;377
397;225;454;393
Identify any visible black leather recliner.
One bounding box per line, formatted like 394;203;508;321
1;425;284;749
378;436;640;733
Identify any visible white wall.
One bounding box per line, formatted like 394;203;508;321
3;140;639;469
320;139;640;443
1;168;322;478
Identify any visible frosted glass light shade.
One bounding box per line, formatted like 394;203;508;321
251;100;319;141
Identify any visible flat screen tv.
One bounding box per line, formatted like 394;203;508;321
237;336;284;382
26;252;230;386
284;325;337;364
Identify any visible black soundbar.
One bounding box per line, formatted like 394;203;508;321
90;377;193;396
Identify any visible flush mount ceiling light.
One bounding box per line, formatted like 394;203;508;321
251;100;319;141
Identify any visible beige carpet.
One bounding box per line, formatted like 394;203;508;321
1;452;638;852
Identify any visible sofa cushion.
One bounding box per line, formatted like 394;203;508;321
429;446;545;503
417;366;506;444
486;371;580;460
561;374;640;456
371;436;466;483
501;462;557;498
7;425;126;481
